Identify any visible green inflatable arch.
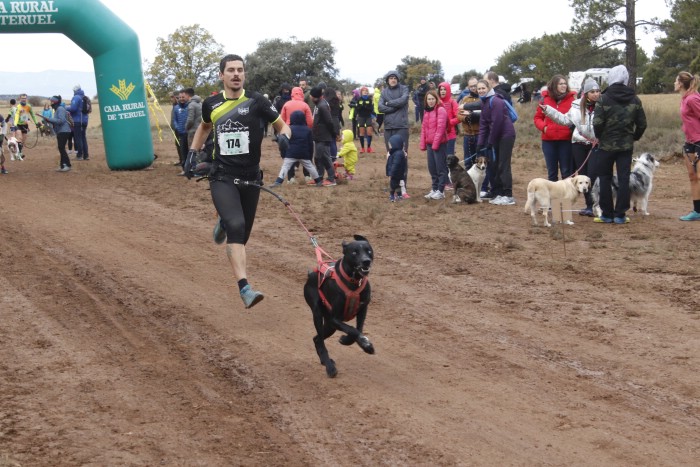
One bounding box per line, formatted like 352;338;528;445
0;0;153;170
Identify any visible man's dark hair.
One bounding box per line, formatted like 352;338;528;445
184;87;195;97
219;54;245;73
10;99;16;105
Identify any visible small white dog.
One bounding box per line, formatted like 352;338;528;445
467;155;489;203
524;175;592;227
7;136;22;161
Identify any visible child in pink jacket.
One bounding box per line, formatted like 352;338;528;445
420;90;448;200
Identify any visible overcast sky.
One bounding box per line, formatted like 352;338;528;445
0;0;670;92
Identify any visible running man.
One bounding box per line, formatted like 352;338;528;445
11;93;43;159
186;54;292;309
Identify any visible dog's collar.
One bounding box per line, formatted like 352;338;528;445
337;258;365;287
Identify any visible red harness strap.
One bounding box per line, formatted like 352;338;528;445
315;258;368;322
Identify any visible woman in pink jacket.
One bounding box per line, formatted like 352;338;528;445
675;71;700;221
533;75;577;181
438;81;460;155
281;87;313;127
420;90;448;200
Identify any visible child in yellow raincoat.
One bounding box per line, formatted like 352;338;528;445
336;129;358;179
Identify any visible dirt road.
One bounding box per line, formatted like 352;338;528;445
1;136;698;466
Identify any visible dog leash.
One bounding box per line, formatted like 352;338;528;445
571;143;597;177
198;174;336;264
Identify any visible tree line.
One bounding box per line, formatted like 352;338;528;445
146;0;698;99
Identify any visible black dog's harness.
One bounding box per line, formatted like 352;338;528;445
315;257;367;322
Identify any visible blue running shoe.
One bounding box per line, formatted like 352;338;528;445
614;216;630;224
680;211;700;221
594;216;613;223
240;285;264;309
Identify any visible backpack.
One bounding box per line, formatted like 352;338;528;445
82;95;92;114
489;95;518;123
65;109;74;128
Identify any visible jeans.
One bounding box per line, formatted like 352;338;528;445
426;143;448;192
462;135;478;169
597;149;632;219
72;122;85;156
572;142;595;209
446;138;456;156
542;140;573;181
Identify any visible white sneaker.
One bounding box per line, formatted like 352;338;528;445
500;196;516;205
424;189;437;199
287;177;296;184
304;176;312;182
480;191;487;198
489;196;504;204
430;190;445;200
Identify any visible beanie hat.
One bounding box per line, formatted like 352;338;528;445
310;87;323;98
50;95;61;104
607;65;629;86
582;78;600;94
73;84;81;92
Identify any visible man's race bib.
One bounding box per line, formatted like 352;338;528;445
218;130;249;156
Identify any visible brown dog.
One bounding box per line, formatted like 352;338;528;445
447;154;477;204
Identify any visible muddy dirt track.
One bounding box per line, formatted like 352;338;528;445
1;134;698;466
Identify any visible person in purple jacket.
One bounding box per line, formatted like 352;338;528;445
476;79;516;205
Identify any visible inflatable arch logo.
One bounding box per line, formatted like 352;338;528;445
0;0;153;170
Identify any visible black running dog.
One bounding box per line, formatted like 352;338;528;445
303;235;375;378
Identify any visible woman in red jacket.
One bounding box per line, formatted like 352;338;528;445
420;90;448;200
533;75;577;181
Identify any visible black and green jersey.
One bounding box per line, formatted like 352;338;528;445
202;90;280;172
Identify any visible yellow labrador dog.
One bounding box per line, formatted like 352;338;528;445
524;175;591;227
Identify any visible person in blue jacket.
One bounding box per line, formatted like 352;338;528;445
40;95;73;172
68;84;90;160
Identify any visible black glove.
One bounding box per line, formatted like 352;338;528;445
277;133;289;156
183;149;198;180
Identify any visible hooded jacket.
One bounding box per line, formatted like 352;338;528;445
438;81;459;141
338;129;358;174
593;83;647;152
477;91;516;147
68;88;87;125
542;96;597;144
44;102;71;134
420;100;447;151
378;70;410;130
386;134;407;179
281;87;313;127
286;110;314;160
186;95;202;141
312;98;336;142
533;90;577;141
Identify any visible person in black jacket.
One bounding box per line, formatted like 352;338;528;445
592;65;647;224
310;87;338;186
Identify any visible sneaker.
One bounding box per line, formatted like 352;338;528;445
287;177;296;184
489;196;504;204
479;191;488;198
360;148;366;153
304;176;312;183
322;180;337;187
306;179;317;185
83;157;90;161
430;190;445;200
564;220;575;225
614;216;630;224
402;193;411;199
396;195;403;201
578;208;594;217
0;168;7;174
177;171;185;176
76;156;83;161
57;166;71;172
315;181;324;187
444;183;454;191
240;284;264;309
499;196;516;205
367;147;374;153
213;217;226;244
594;216;614;223
680;211;700;221
270;181;282;187
481;191;495;200
389;194;396;202
424;189;437;199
